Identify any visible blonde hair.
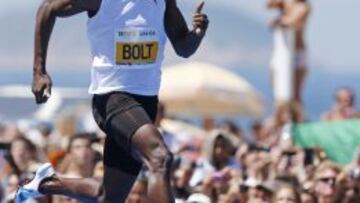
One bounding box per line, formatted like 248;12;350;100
274;185;301;203
314;161;342;180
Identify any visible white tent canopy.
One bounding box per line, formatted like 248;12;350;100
159;62;264;118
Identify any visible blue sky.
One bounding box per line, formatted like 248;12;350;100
0;0;359;71
220;0;360;70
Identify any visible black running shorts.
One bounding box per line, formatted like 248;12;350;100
92;92;158;175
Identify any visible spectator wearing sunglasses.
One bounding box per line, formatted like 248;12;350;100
313;161;341;203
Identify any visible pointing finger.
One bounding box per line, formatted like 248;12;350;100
195;1;205;14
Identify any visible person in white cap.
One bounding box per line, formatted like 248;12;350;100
186;193;211;203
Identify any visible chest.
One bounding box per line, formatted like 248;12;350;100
99;0;166;25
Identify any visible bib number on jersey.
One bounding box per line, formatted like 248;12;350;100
115;28;159;66
116;41;158;65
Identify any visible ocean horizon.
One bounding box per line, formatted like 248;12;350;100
0;67;359;123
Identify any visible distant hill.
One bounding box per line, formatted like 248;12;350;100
173;1;272;68
0;1;271;70
1;1;360;70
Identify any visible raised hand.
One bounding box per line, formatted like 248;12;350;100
192;1;209;36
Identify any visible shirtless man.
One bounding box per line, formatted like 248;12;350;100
322;87;359;121
268;0;311;103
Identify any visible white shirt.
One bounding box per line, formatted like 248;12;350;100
87;0;167;96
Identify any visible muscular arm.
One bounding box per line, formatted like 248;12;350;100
32;0;100;103
34;0;99;74
164;0;208;58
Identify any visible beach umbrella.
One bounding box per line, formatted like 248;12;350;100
159;62;264;118
161;118;205;138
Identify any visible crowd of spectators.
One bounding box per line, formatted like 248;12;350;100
0;88;359;203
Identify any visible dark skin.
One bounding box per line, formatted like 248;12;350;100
31;0;208;203
32;0;208;103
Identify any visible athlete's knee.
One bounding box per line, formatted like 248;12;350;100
148;143;173;173
133;124;173;172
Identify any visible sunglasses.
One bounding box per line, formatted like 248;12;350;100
318;177;336;184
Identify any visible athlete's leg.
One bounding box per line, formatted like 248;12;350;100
39;152;138;203
100;166;137;203
39;176;100;203
100;122;143;203
90;93;142;203
132;124;174;203
98;92;172;203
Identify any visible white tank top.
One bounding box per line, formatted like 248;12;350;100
87;0;167;96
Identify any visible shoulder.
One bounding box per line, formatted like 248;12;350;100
74;0;101;17
164;0;176;8
77;0;101;11
41;0;101;13
164;0;175;4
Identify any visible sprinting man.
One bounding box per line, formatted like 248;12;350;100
268;0;310;104
16;0;208;202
